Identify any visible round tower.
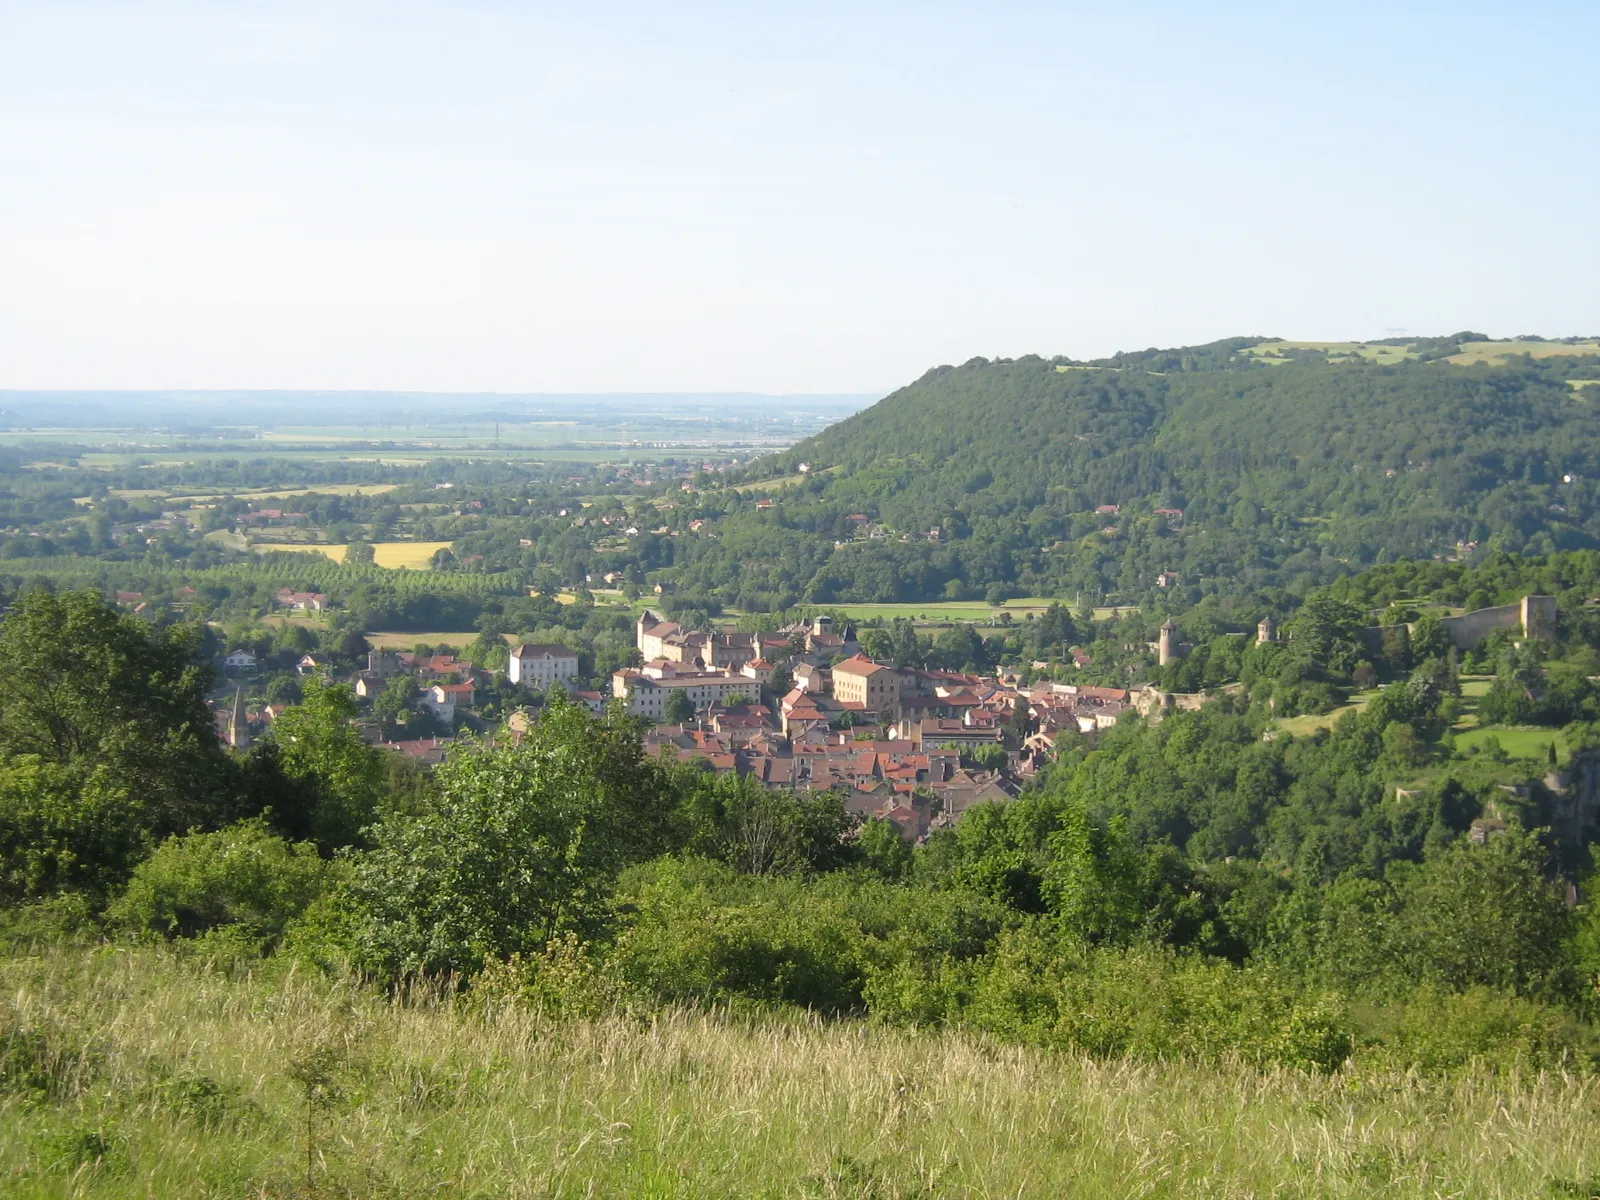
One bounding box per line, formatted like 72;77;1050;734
1158;619;1178;666
1257;614;1276;644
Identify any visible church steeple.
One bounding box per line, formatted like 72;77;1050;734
228;686;251;751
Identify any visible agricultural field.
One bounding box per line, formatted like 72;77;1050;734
3;944;1597;1200
250;542;453;569
1448;339;1600;366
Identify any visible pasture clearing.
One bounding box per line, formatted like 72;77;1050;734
1453;725;1566;762
1448;339;1600;365
1273;689;1383;737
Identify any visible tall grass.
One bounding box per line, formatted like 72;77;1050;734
3;943;1599;1198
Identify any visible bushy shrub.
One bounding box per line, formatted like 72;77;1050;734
608;857;875;1014
341;699;677;981
107;820;326;942
876;924;1353;1071
1353;986;1600;1073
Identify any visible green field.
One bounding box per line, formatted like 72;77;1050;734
1273;689;1383;737
817;598;1128;624
1454;725;1566;762
2;944;1595;1199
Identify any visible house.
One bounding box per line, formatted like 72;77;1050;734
508;643;580;688
1095;504;1120;515
831;655;906;721
439;680;476;709
741;658;776;688
421;684;457;725
380;737;452;766
296;654;331;676
222;648;258;671
275;588;328;611
1156;571;1180;589
354;673;385;699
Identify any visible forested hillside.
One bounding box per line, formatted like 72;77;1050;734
664;338;1600;609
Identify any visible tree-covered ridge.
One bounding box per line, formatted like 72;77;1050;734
692;342;1600;607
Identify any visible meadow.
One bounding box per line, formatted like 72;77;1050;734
3;943;1599;1199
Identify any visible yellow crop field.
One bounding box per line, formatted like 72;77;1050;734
372;541;453;569
249;541;453;569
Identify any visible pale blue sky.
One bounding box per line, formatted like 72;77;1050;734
2;1;1596;392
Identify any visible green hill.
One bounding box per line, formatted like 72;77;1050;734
684;335;1600;609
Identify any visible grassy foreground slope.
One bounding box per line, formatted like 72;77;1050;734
4;946;1599;1200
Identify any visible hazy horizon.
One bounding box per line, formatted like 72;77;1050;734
3;1;1597;393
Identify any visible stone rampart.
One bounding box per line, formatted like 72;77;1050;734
1355;594;1559;656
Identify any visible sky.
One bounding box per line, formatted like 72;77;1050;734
2;1;1598;394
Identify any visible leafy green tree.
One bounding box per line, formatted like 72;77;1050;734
342;695;676;980
1288;595;1367;675
269;679;387;850
0;589;232;896
1393;830;1573;998
664;690;695;725
344;538;376;565
467;630;509;673
858;817;913;880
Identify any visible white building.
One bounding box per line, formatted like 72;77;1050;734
610;668;750;719
421;684;457;725
508;643;580;688
222;649;257;670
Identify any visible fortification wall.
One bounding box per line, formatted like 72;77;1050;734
1439;602;1522;649
1352;595;1557;658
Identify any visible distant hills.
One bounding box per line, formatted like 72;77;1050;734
688;335;1600;610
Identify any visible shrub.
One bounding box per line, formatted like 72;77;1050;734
1353;986;1600;1073
342;698;677;981
107;820;326;942
609;858;875;1014
924;926;1352;1071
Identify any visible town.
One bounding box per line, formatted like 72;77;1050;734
207;595;1221;841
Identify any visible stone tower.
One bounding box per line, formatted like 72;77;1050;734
1257;614;1276;644
1520;594;1558;641
1158;619;1178;667
227;686;250;751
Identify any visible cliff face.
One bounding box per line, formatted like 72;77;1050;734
1541;755;1600;850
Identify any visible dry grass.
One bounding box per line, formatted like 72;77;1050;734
3;945;1599;1197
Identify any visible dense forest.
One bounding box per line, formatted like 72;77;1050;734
632;338;1600;610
